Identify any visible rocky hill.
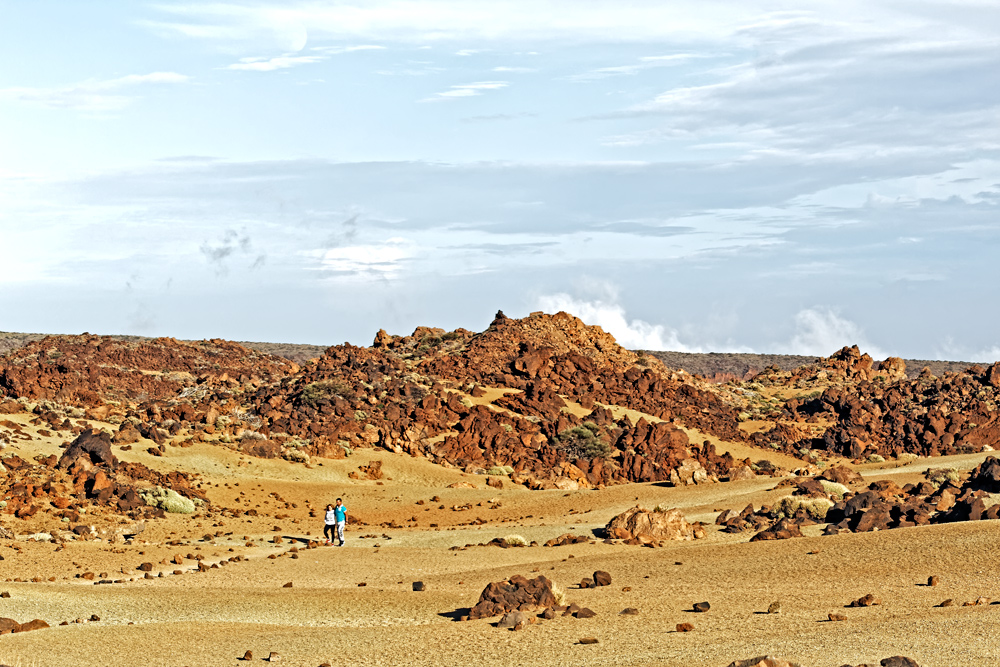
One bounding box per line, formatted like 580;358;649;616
3;314;999;514
646;350;978;382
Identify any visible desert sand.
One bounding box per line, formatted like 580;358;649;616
0;412;996;667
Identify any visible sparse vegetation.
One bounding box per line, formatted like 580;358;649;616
555;422;611;459
503;534;527;547
773;496;833;521
299;379;355;406
139;486;197;514
818;480;850;500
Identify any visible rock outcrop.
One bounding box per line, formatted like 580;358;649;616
605;506;705;542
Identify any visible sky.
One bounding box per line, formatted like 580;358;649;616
1;1;998;360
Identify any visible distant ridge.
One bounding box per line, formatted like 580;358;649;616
0;331;979;379
644;350;979;381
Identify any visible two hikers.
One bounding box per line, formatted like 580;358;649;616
324;498;347;546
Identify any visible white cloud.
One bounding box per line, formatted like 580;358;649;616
535;293;698;351
226;54;325;71
225;45;384;71
317;238;416;279
492;66;536;73
0;72;189;112
144;1;761;45
421;80;508;101
781;308;886;358
568;53;703;81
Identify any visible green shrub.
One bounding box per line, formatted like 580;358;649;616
140;486;196;514
925;467;960;486
773;496;833;521
818;480;849;500
556;423;611;459
299;379;354;407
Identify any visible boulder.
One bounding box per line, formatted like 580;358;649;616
749;518;803;541
605;506;704;541
497;611;527;630
592;571;612;587
849;593;881;607
57;430;117;471
468;575;558;620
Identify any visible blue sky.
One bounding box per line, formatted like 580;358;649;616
1;1;998;360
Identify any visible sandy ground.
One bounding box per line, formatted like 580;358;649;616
1;416;999;666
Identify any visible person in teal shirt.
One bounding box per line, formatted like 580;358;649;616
334;498;347;546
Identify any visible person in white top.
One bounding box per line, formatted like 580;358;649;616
323;504;337;545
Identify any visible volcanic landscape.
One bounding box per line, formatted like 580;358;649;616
0;310;998;666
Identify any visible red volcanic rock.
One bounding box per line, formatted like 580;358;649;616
57;429;118;471
468;575;558;620
16;619;49;632
0;334;293;407
749;518;804;542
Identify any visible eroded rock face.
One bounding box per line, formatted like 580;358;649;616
468;575;558;620
766;354;1000;460
57;429;118;471
605;506;704;542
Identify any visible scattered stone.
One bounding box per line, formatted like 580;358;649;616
579;637;599;645
768;601;781;614
498;611;527;630
137;563;153;572
267;652;281;662
727;657;802;667
750;518;804;541
282;582;293;588
880;658;920;667
676;622;694;632
16;619;49;632
592;570;612;587
829;612;848;621
579;577;594;589
927;576;939;587
575;608;596;619
620;607;639;615
693;601;711;613
412;581;426;592
240;650;253;661
849;593;881;607
938;599;955;607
